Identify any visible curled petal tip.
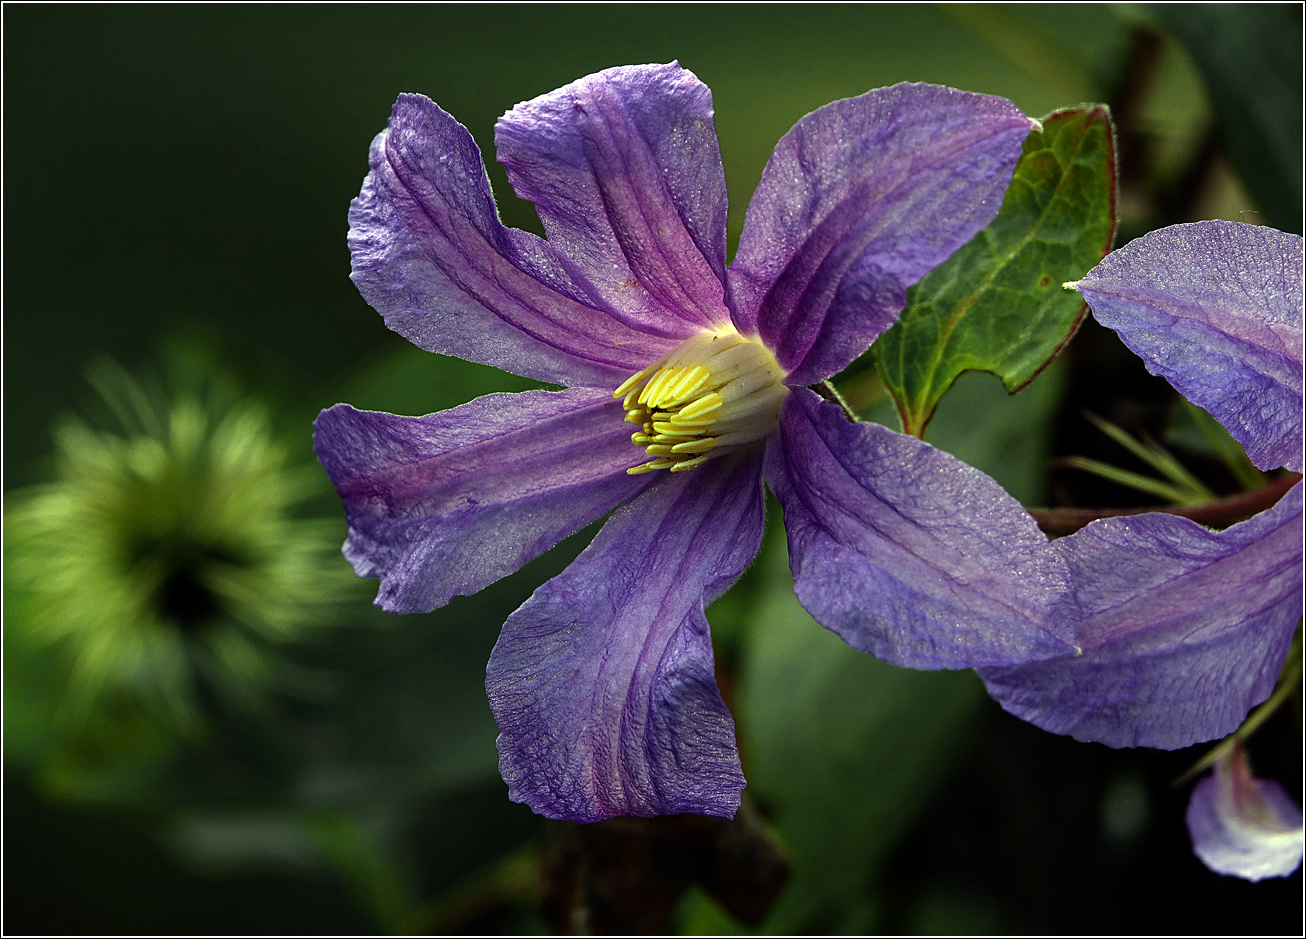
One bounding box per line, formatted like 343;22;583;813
1187;745;1304;881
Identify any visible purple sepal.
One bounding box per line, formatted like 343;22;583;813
486;453;764;822
981;483;1303;749
313;389;652;613
729;83;1033;384
349;93;678;388
496;63;731;337
1074;221;1305;473
766;389;1077;669
1187;745;1304;881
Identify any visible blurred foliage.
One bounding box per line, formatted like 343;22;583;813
4;3;1301;936
1148;4;1304;233
7;357;347;729
739;539;987;933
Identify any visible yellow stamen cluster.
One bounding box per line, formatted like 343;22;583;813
613;329;788;475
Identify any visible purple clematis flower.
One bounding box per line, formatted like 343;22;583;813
314;63;1076;822
1186;742;1304;881
980;220;1304;750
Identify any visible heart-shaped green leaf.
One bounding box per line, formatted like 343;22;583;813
874;106;1117;437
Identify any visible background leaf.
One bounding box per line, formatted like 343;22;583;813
874;106;1117;437
1148;4;1303;233
738;539;987;933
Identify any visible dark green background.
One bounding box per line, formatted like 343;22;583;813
5;3;1132;486
5;4;1301;935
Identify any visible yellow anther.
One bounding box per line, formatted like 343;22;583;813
651;421;689;435
638;368;676;406
662;365;710;404
677;393;723;420
668;454;712;472
613;367;652;400
670;438;717;453
614;327;786;476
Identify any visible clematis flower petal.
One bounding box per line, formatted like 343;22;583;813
729;83;1033;384
980;483;1303;749
313;389;653;614
766;388;1078;669
486;453;764;822
1073;221;1305;472
349;93;677;388
496;62;732;338
1187;743;1304;881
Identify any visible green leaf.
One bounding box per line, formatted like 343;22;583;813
874;106;1117;437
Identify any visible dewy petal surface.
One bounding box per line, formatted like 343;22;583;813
486;453;764;822
1074;220;1305;473
313;389;652;614
349;93;677;388
767;389;1077;669
729;83;1033;384
496;63;732;338
980;483;1304;749
1187;745;1304;881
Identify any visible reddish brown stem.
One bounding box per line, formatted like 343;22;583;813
1030;473;1301;538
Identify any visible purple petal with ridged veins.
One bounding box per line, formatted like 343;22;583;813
1187;745;1304;881
766;389;1077;669
729;83;1033;384
980;483;1303;749
496;63;731;338
1074;221;1304;472
313;389;653;613
487;453;764;822
349;93;677;387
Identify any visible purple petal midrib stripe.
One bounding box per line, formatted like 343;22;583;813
627;489;707;807
765;119;1025;360
787;404;1055;633
594;468;749;812
1072;515;1301;650
581;87;725;327
336;400;636;501
384;141;656;375
1081;284;1304;391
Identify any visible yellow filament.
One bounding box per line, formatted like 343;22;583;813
668;454;712;472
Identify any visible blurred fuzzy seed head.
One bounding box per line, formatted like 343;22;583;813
6;361;348;727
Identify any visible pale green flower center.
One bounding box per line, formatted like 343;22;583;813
613;328;788;475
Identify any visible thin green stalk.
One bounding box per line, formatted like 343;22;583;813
813;379;860;423
1175;627;1303;786
1082;411;1215;503
1183;400;1266;491
1056;455;1200;505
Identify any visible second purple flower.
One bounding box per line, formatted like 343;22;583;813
315;63;1078;822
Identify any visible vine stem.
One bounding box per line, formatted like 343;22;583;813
1029;473;1300;537
810;380;859;422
